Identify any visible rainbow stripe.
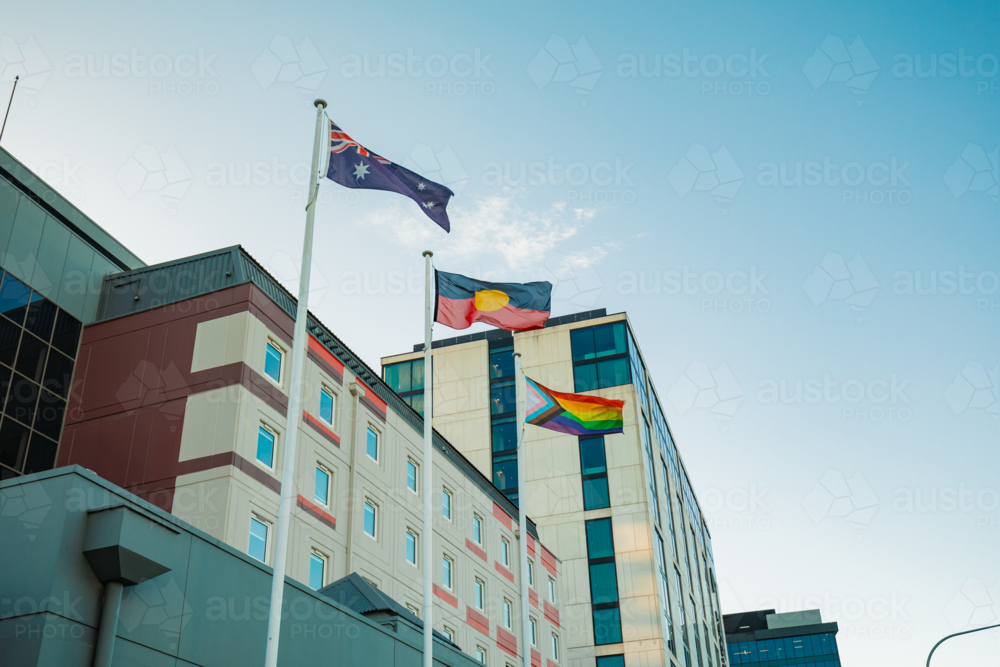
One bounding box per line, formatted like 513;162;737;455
525;377;625;436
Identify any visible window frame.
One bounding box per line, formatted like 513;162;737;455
264;340;283;384
407;458;418;493
500;536;510;567
529;617;537;646
502;598;512;629
314;464;331;506
442;555;454;589
551;633;559;660
319;386;336;425
473;513;483;544
579;435;611;510
475;578;485;610
476;647;486;664
406;529;418;566
527;560;534;587
248;514;269;563
569;322;631;392
256;424;277;469
366;425;380;462
363;499;378;539
442;487;453;521
309;551;327;590
548;577;556;603
586;517;622;646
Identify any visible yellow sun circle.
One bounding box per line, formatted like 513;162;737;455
474;289;510;311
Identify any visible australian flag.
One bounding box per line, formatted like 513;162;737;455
325;120;454;232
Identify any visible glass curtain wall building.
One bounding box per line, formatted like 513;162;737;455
723;610;840;667
382;310;727;667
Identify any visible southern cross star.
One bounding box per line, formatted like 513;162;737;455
417;182;426;191
423;201;436;209
353;162;370;181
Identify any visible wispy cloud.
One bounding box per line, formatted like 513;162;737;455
361;193;602;271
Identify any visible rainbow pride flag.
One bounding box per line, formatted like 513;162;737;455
525;376;625;436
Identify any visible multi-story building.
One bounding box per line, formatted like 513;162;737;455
382;311;727;667
723;609;841;666
56;244;565;667
0;147;143;480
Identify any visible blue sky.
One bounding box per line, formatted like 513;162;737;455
3;0;998;663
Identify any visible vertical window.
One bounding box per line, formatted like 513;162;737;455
579;436;610;510
586;518;622;645
383;358;425;415
488;339;518;504
364;500;377;538
475;578;485;609
503;599;512;629
548;578;555;602
407;459;418;492
529;617;537;645
551;634;559;660
264;342;282;383
256;426;275;467
443;627;453;642
309;552;325;589
366;426;379;461
501;537;510;567
407;603;420;617
249;516;268;562
320;388;334;424
473;514;483;544
314;466;330;505
406;530;417;565
570;322;629;391
476;647;486;664
442;556;453;588
442;488;452;520
527;560;534;587
655;531;675;654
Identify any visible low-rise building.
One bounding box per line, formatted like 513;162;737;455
723;609;841;665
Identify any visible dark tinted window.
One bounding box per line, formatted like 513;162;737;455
24;434;57;474
0;418;30;470
15;333;48;382
5;374;39;426
24;293;57;341
0;317;20;367
34;389;66;441
51;310;82;357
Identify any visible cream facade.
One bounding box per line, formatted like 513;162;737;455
382;311;726;667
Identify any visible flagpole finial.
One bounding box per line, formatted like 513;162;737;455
314;99;327;109
513;352;521;358
422;250;433;258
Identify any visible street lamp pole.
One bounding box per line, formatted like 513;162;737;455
926;622;1000;666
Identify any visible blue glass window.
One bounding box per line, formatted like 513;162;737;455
314;466;329;505
248;517;267;561
384;358;425;415
406;530;417;564
366;426;378;460
586;517;622;646
309;553;325;589
320;388;334;423
580;436;610;510
264;342;281;382
256;426;275;467
407;460;417;492
571;322;631;392
363;501;377;537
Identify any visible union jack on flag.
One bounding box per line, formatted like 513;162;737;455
324;119;454;232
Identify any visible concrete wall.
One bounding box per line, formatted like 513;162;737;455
0;467;481;667
58;285;565;667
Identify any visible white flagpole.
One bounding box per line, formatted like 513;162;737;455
513;352;530;667
263;98;327;667
422;250;435;667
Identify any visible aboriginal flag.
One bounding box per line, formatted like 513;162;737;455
435;271;552;332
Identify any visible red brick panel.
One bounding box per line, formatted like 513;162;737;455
466;606;490;637
466;538;487;562
307;335;345;383
541;546;557;576
531;648;541;667
529;588;538;608
527;533;536;558
495;561;514;584
493;502;512;529
547;660;559;667
544;600;560;628
433;584;458;608
297;494;337;530
497;626;517;658
303;411;341;447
